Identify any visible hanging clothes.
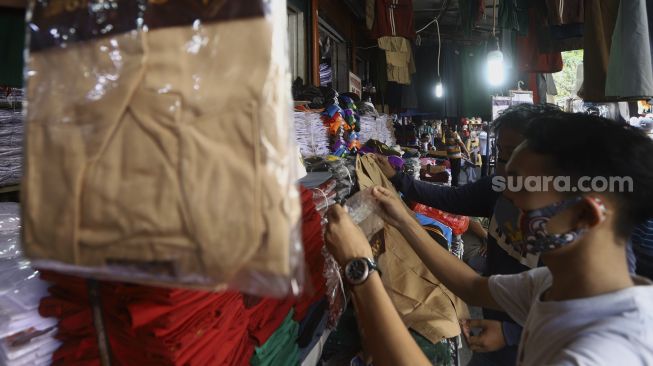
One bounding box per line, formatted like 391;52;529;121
579;0;620;102
499;0;530;35
516;7;563;74
378;36;416;85
605;0;653;99
366;0;375;30
548;23;584;52
545;0;583;25
371;0;416;40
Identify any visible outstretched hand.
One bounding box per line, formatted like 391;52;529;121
372;154;397;179
324;205;374;267
370;186;414;228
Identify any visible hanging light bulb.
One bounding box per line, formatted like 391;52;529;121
487;49;505;87
435;80;444;98
435;18;444;98
487;0;505;87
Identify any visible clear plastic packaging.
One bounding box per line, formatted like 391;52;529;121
0;202;60;363
344;189;385;240
23;0;303;297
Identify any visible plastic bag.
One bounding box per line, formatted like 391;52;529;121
0;203;58;349
23;0;303;297
411;203;470;236
344;189;385;240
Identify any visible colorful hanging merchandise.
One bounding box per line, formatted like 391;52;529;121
340;96;362;153
322;94;362;157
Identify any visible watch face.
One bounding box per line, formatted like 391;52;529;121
345;259;369;285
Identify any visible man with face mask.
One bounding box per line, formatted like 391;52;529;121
372;103;563;366
324;112;653;366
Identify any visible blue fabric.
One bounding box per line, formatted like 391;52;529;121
627;240;637;274
324;104;342;118
415;213;453;244
632;219;653;280
467;345;519;366
501;321;522;347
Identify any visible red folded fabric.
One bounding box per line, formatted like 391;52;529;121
39;186;330;365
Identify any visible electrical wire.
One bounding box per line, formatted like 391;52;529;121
416;0;449;34
492;0;497;37
436;18;441;77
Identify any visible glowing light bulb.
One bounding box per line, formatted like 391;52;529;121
435;81;444;98
487;50;505;87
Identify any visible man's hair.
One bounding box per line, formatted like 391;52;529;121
493;103;563;134
524;113;653;238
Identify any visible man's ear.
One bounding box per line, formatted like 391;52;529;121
579;196;608;228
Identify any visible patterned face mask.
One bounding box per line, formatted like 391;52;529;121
494;195;605;254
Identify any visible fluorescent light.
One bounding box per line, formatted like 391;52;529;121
487;50;505;87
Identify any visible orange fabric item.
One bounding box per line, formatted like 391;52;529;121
411;203;470;236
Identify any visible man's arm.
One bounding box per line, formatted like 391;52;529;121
351;273;431;366
325;205;431;366
390;172;498;218
397;215;501;309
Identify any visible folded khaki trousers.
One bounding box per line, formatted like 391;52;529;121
356;155;468;342
23;17;301;288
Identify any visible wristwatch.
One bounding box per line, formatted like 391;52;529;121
344;257;379;286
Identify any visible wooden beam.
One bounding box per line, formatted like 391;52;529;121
310;0;320;87
0;0;26;8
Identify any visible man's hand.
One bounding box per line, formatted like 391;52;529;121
462;319;506;353
372;154;397;179
370;186;414;228
325;205;374;267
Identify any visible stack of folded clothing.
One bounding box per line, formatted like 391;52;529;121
0;99;24;187
325;157;357;202
250;310;299;366
299;172;338;216
312;180;337;216
359;114;396;147
39;272;252;366
0;203;59;366
295;187;327;321
35;188;332;365
294;111;330;158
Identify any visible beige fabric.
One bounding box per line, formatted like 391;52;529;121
23;18;300;287
356;155;468;342
366;0;375;30
378;36;415;85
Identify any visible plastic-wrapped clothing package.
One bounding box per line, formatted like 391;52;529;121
23;0;303;296
0;203;60;366
356;155;469;343
0;92;23;187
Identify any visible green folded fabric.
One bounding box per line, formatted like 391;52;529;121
410;329;452;366
251;310;300;366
